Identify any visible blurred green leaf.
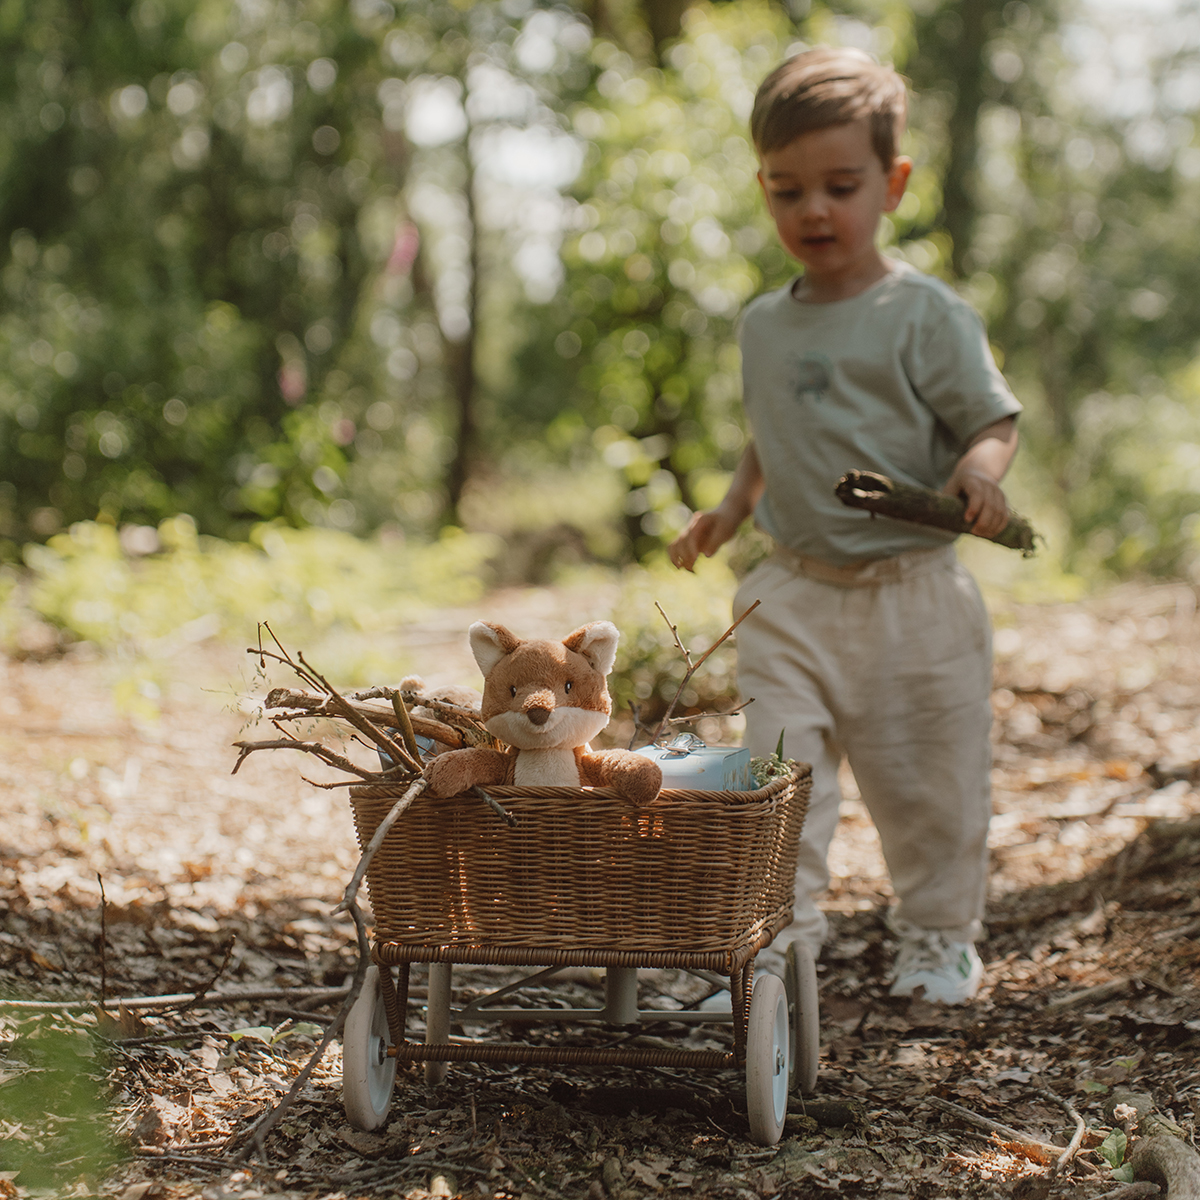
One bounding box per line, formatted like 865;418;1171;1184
1098;1128;1127;1169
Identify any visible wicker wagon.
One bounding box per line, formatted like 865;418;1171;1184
340;764;816;1145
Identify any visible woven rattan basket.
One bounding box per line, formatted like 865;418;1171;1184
348;765;810;960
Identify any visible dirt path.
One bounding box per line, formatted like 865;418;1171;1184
1;582;1198;1199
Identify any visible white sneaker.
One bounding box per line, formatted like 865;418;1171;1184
889;929;983;1005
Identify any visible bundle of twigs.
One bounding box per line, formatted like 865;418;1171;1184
231;623;497;790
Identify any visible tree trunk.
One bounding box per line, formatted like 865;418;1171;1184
444;142;480;524
639;0;691;62
940;0;993;277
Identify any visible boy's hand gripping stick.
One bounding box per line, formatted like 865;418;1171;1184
835;470;1039;556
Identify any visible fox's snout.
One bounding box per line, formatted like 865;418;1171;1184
522;689;556;726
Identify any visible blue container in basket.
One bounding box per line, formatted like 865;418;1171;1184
378;733;436;771
633;733;753;791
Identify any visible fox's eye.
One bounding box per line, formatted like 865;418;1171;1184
510;685;516;697
565;680;572;693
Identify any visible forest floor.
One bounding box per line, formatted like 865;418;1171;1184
2;578;1199;1200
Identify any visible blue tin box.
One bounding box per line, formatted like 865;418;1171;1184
634;734;753;792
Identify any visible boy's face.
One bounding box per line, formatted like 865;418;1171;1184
757;119;911;300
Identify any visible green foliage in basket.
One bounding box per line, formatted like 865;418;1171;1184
750;754;798;790
606;553;740;722
17;517;499;652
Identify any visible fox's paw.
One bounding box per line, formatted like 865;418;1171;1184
422;750;479;798
594;749;662;807
422;747;509;797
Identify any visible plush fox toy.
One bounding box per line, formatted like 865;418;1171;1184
422;620;662;806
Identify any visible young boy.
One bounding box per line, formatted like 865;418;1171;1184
668;47;1020;1004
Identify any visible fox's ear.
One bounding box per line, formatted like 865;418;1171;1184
563;621;619;677
469;621;522;677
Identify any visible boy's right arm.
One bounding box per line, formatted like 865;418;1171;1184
668;442;765;571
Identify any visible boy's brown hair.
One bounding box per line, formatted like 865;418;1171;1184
750;46;907;169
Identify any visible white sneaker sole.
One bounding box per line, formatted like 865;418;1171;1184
889;958;983;1005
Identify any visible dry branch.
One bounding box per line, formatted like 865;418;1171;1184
1046;976;1138;1010
231;737;378;781
644;600;761;745
925;1096;1068;1167
0;985;351;1012
1093;1185;1161;1200
232;779;432;1160
266;687;471;750
295;651;421;773
835;470;1039;555
1034;1086;1087;1177
333;776;428;915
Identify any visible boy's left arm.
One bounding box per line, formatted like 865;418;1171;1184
943;417;1018;539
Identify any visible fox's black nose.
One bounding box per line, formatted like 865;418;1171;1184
526;707;550;726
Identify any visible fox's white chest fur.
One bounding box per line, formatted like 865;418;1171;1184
512;746;581;787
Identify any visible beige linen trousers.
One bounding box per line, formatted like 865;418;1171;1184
734;544;993;953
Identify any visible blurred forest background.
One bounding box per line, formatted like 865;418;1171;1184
3;0;1200;628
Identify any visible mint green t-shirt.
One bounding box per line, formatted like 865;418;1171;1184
739;262;1022;566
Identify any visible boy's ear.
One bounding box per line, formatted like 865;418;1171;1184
883;155;913;213
756;167;772;210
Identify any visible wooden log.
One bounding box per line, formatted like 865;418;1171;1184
1131;1136;1200;1200
834;470;1039;555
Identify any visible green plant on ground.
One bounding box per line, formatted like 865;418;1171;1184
15;518;499;656
0;1023;124;1189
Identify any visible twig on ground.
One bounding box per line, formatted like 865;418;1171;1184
97;872;108;1009
0;985;350;1012
167;936;236;1018
134;1148;232;1170
1092;1184;1162;1200
1046;976;1138;1010
1034;1086;1087;1177
925;1096;1071;1167
104;1029;212;1048
263;1007;336;1025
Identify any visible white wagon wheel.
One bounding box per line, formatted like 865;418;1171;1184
745;972;789;1145
342;965;398;1131
784;942;820;1094
424;961;453;1087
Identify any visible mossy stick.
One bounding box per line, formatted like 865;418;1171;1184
834;470;1039;555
